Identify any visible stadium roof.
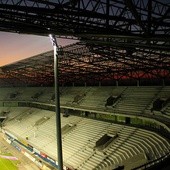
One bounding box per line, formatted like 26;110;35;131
0;0;169;86
0;42;169;86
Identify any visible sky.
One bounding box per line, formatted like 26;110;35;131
0;31;77;67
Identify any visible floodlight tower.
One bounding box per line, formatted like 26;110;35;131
49;34;63;170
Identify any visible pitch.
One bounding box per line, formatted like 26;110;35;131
0;151;19;170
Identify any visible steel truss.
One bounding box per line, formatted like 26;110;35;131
0;0;169;86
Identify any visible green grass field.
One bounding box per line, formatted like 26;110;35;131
0;153;19;170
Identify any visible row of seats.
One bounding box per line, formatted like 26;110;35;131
1;86;170;115
2;107;170;170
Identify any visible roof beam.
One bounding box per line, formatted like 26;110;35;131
125;0;146;33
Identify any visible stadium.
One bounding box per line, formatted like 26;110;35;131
0;0;170;170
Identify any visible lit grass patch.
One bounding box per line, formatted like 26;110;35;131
0;157;19;170
0;152;19;170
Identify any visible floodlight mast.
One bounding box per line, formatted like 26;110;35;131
49;34;63;170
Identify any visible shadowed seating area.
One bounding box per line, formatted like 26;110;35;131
0;86;170;118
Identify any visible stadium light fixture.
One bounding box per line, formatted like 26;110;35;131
49;34;63;170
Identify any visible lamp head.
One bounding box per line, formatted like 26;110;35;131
49;34;57;47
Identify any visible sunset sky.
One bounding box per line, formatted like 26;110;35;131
0;31;77;67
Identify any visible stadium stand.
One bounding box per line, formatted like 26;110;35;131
164;104;170;117
1;86;170;114
0;86;170;169
114;86;159;115
1;105;170;170
0;1;169;169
